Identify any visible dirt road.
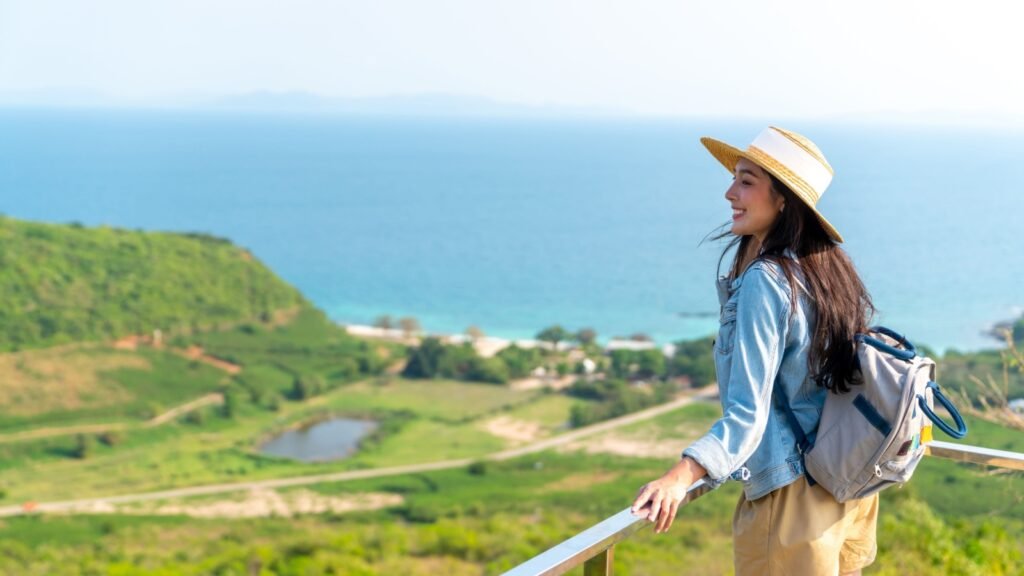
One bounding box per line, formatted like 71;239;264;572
0;386;717;517
0;393;225;444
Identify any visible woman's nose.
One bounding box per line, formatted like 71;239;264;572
724;183;737;201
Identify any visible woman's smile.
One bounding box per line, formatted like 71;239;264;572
724;158;784;243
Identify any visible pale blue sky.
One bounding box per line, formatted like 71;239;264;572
1;0;1022;120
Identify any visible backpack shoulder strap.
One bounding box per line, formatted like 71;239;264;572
775;386;817;486
777;392;812;454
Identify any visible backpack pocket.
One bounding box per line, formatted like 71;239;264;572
805;393;893;501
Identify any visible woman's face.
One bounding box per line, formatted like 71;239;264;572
725;158;784;243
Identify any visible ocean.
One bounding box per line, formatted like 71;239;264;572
1;109;1021;352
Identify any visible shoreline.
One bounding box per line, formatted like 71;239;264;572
341;323;678;358
338;316;1016;358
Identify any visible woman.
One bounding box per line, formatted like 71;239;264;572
630;126;878;575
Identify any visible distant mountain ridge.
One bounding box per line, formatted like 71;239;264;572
0;89;626;117
207;92;623;117
0;217;308;351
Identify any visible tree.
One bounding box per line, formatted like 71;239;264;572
536;325;570;351
465;356;510;384
221;390;240;419
398;316;421;338
496;344;544;379
609;349;637;379
266;394;282;412
72;434;94;459
669;336;716;387
98;431;122;447
290;374;324;400
635;349;666;379
575;327;597;346
373;315;394;330
403;337;446;378
466;325;485;342
185;408;207;425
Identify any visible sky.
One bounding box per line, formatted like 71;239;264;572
1;0;1023;121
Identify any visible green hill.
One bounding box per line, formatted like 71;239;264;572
0;216;307;351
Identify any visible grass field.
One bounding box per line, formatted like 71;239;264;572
0;440;1018;575
324;378;540;423
0;314;1020;575
502;393;585;431
0;345;230;432
0;370;577;504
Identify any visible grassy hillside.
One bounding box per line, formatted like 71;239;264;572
0;405;1018;575
0;215;1019;574
0;216;307;351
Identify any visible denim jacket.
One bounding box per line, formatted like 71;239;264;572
682;254;827;501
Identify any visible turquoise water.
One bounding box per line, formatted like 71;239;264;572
1;109;1021;352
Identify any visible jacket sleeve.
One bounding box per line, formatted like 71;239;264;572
682;263;792;486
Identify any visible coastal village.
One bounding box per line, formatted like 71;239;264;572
345;320;682;386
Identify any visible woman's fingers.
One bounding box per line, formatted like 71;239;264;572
630;485;652;514
663;500;681;533
647;491;663;522
634;478;688;531
651;495;683;533
654;497;672;533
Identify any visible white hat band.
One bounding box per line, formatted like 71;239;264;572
750;128;833;197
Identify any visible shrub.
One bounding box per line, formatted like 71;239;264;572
72;434;94;459
98;431;122;447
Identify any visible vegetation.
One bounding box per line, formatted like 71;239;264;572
186;307;389;402
0;217;306;351
575;327;597;346
0;215;1020;574
402;337;509;384
608;348;666;380
566;377;674;427
398;325;715;415
536;324;571;350
0;346;229;432
938;329;1024;408
668;336;717;387
494;344;546;379
0;423;1018;575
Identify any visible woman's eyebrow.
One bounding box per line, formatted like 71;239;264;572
735;168;761;178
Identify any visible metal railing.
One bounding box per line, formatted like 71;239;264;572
503;441;1024;576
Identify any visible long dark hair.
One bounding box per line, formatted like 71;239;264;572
713;173;875;394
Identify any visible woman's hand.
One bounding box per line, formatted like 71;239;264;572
630;457;706;534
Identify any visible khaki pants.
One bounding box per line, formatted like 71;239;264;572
733;476;879;575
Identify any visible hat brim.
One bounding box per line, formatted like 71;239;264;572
700;136;844;244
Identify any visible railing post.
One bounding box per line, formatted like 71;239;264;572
583;546;613;576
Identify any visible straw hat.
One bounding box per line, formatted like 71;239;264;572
700;126;843;243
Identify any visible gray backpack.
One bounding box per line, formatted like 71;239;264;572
780;326;968;503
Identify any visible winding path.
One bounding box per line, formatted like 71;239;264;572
0;393;225;444
0;386;717;517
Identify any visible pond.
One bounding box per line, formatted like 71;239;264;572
259;417;378;462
